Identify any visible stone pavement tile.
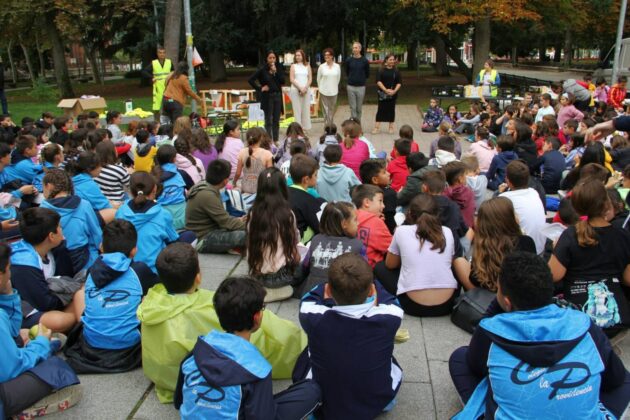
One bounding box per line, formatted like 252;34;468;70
421;316;471;362
45;369;151;420
381;382;435;419
198;253;241;270
429;360;462;419
199;267;235;290
393;315;430;383
132;387;179;420
273;298;302;326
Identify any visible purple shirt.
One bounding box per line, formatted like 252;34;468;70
193;148;218;173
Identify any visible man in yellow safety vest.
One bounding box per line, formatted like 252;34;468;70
142;46;172;121
476;59;500;97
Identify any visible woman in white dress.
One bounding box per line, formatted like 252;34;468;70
289;49;312;131
317;48;341;128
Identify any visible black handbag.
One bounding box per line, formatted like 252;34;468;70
377;89;392;101
450;288;496;334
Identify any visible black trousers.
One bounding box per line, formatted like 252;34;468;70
449;346;630;418
162;98;184;124
374;261;456;317
264;92;282;142
0;372;52;416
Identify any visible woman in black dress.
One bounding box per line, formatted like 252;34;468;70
373;54;402;134
248;51;285;142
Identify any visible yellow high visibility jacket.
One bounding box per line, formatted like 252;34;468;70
152;59;172;111
477;69;498;97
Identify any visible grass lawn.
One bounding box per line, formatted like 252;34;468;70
5;66;468;124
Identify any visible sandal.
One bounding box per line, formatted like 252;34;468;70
371;127;379;134
388;127;395;134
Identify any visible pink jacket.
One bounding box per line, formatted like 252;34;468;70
557;105;584;128
469;140;497;173
341;138;369;179
218;137;244;179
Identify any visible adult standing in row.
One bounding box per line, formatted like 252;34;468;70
141;46;172;122
317;48;341;128
249;51;285;142
162;61;203;124
289;49;312;131
345;42;370;123
373;54;402;134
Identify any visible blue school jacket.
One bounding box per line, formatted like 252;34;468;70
297;282;404;419
0;290;50;383
455;304;626;419
157;163;186;206
41;196;102;273
82;253;143;350
4;153;43;185
33;162;56;192
175;330;277;419
115;200;178;273
10;240;64;312
72;173;112;211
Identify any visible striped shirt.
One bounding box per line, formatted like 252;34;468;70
95;164;130;202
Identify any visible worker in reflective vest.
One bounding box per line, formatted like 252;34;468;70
142;46;173;121
476;59;500;97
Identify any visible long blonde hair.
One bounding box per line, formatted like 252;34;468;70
173;116;191;136
471;198;523;291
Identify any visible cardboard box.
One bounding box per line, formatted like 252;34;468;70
57;97;107;118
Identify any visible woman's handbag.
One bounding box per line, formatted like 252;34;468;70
377;89;393;101
450;288;496;334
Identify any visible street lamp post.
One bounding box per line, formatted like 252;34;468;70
611;0;628;84
183;0;196;112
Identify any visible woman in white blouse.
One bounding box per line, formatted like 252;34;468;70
289;49;312;131
317;48;341;128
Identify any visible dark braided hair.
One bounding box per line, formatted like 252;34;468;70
245;127;265;169
174;129;201;175
43;168;74;199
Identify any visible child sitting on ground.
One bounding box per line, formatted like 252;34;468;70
393;124;420;157
316;124;342;164
4;135;43;189
468;126;496;173
421;97;444;132
444;161;476;228
50;117;70;146
430;122;462;159
0;143;36;225
40;169;101;273
397;152;438;207
387;138;411;192
138;243;307;403
185;159;247;254
0;243;82;418
94;140;130;204
11;208;84;332
288;154;326;243
422;170;470;239
234;127;274;195
296;253;403;418
461;155;488;211
429;136;458;168
486;135;518;190
317;144;361;202
133;130;157;173
152;145;188;230
352;184;392;267
175;275;321;418
281;140;306;179
360;159;396;233
174;131;206;185
64;220;157;373
115;172;180;272
298;201;365;296
535;136;565;194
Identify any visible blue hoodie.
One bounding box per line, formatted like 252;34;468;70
10;240;64;312
72;173;112;211
316;163;361;203
157;163;186;206
0;290;50;383
455;304;627;419
82;253;143;350
41;196;101;273
485;150;519;190
115;200;179;273
175;330;277;418
33;162;56;192
4;152;43;185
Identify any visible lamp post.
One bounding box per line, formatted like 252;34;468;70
611;0;628;85
183;0;196;112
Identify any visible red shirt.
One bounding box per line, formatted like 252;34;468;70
357;209;392;267
386;156;409;192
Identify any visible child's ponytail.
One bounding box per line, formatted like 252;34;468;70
215;120;240;154
130;172;156;207
43;168;74;199
245;127;264;169
407;194;445;253
571;178;609;247
319;201;355;237
341;119;360;149
175;129;201;176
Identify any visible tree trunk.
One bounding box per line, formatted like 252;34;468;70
85;46;103;84
441;35;472;82
538;42;547;63
36;34;46;79
7;40;18;86
99;49;106;81
45;12;74;98
19;42;36;86
434;35;449;76
511;46;518;66
563;29;572;67
164;0;182;63
472;15;491;80
553;41;562;62
208;50;226;82
407;42;417;71
140;45;152;87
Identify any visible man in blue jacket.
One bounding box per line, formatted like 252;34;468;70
174;276;321;418
449;251;630;419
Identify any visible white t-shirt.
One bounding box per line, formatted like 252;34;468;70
500;188;547;254
535;105;555;123
292;63;309;90
388;225;458;295
317;62;341;96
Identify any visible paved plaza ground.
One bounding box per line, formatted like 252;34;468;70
47;105;630;419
